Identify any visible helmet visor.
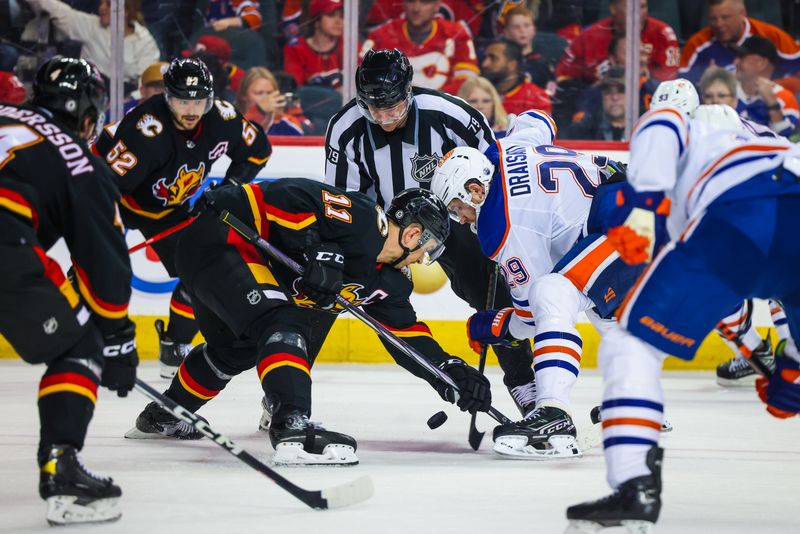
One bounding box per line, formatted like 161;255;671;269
360;91;412;125
418;228;446;265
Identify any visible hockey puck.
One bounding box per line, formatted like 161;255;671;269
427;411;448;429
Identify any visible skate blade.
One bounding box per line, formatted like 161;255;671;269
123;425;201;440
158;362;178;379
564;520;654;534
45;495;121;526
716;375;757;387
493;434;582;460
272;442;359;467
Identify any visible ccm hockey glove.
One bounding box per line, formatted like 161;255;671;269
606;183;671;265
302;242;344;310
435;358;492;413
101;323;138;397
756;349;800;419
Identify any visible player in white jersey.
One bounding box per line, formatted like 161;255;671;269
431;110;644;459
651;79;781;386
565;104;800;533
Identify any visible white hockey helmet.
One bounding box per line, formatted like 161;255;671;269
691;104;743;131
431;147;495;221
651;78;700;114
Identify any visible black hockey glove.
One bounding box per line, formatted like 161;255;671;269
435;358;492;413
301;242;344;310
101;323;139;397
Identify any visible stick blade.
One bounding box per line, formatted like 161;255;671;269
320;475;374;510
467;425;485;451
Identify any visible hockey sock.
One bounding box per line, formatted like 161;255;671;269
716;301;761;353
532;319;582;408
256;331;311;420
166;282;198;344
166;344;232;412
37;357;100;463
770;300;791;341
599;322;665;489
495;342;535;389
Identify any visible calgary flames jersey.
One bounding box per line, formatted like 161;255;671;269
95;95;271;229
362;18;479;91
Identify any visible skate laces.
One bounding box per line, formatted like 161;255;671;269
177;343;193;358
511;382;537;408
74;453;111;483
727;356;750;372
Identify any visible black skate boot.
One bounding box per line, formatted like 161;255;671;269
155;319;192;379
39;445;122;526
716;337;775;387
565;447;663;534
269;410;358;466
124;401;203;440
508;379;538;417
492;404;581;459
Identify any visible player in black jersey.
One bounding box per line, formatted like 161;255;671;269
94;57;272;379
126;179;492;465
0;57;137;525
325;48;538;416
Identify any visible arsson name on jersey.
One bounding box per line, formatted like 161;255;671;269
0;105;93;176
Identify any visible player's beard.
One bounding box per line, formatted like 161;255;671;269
176;115;200;130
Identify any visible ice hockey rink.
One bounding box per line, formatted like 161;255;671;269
1;360;798;534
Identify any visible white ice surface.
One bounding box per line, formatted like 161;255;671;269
1;361;798;534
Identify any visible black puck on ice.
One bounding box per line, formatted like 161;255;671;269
427;411;448;429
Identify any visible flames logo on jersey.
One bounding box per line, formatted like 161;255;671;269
291;279;365;313
136;114;163;138
152;162;206;206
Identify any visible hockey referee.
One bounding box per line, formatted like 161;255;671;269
324;48;537;414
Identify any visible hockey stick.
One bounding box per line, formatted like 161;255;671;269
217;210;513;425
133;378;373;510
467;264;499;450
127;217;196;254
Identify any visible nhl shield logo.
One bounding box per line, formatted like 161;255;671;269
43;317;58;335
410;152;440;183
246;289;262;305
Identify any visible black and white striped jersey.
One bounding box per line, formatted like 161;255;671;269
324;87;496;207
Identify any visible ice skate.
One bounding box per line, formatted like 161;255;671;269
565;447;662;534
508;379;538;417
39;445;122;526
125;401;203;440
155;319;192;379
269;410;358;466
492;404;581;459
716;338;775;387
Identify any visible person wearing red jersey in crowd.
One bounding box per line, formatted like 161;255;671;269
480;38;551;116
366;0;483;35
501;6;565;95
235;67;310;136
206;0;262;31
680;0;800;84
362;0;479;92
284;0;345;90
185;35;246;94
555;0;680;85
0;71;26;104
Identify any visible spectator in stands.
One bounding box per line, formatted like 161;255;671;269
555;0;680;86
362;0;479;92
235;67;306;136
0;71;26;104
734;35;799;137
565;67;627;141
366;0;484;36
185;34;245;94
207;0;262;31
480;38;551;115
457;76;509;135
699;66;739;108
123;61;167;113
284;0;345;90
501;6;563;94
25;0;159;86
680;0;800;83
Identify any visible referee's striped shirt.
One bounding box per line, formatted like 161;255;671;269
324;87;496;207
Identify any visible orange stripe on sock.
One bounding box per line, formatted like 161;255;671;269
533;345;581;362
602;417;661;431
177;365;219;400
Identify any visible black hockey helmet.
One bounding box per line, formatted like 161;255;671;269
386;188;450;266
356;48;413;121
164;57;214;114
32;56;108;136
